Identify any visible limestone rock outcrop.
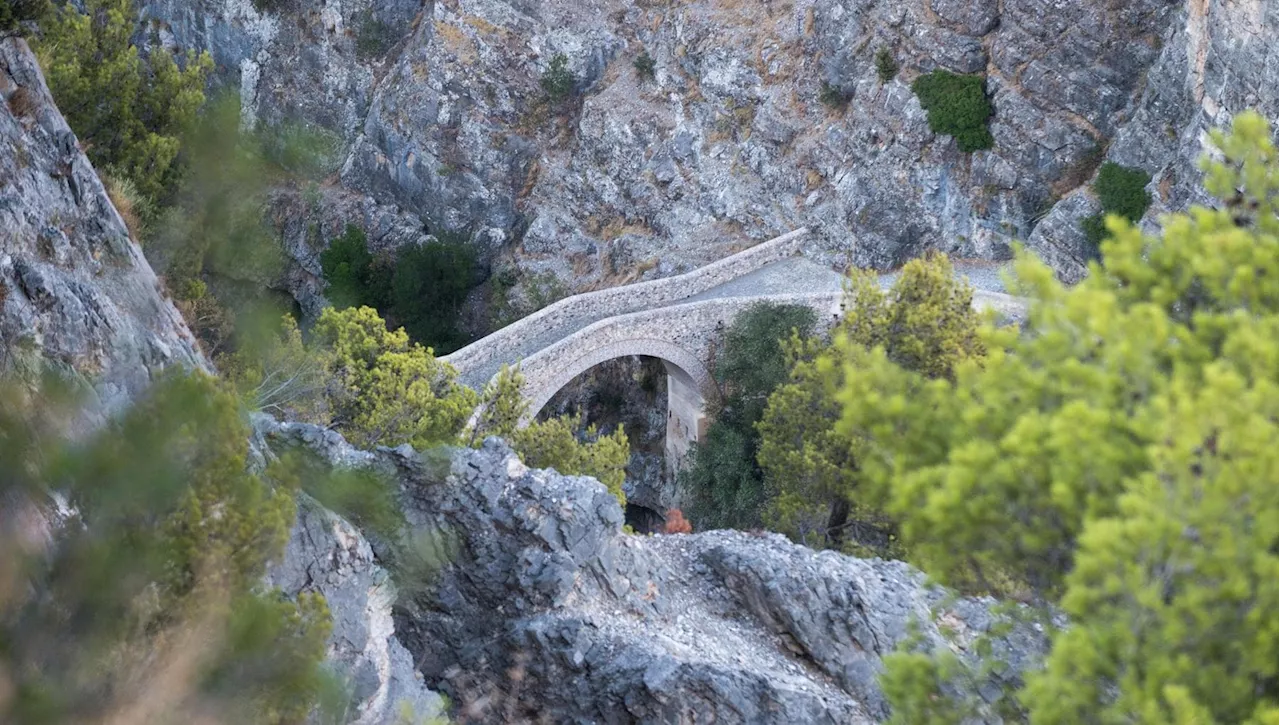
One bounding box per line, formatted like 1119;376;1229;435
258;420;1050;723
0;37;205;420
0;38;446;723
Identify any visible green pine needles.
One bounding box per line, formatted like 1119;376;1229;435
911;70;994;152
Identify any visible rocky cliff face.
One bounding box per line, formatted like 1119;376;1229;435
258;420;1050;723
0;38;442;724
0;37;205;420
141;0;1275;310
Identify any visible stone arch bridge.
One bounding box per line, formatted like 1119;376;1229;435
441;228;1024;469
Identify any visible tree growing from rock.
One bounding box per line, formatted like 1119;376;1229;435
473;363;630;506
312;306;478;450
36;0;212;205
849;112;1277;722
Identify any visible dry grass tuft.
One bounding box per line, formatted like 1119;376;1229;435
101;171;149;241
6;86;38;120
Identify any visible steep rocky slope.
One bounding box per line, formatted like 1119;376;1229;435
0;37;205;419
0;37;441;724
259;418;1050;723
142;0;1275;310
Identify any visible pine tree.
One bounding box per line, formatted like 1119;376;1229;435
849;112;1277;722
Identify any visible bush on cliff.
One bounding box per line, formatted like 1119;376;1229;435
850;112;1277;722
0;0;49;33
1080;161;1153;248
473;364;631;506
911;70;994;152
320;225;477;354
37;0;212;206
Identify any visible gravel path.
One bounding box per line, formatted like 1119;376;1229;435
574;531;872;719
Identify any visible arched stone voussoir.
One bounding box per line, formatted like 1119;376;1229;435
520;338;715;425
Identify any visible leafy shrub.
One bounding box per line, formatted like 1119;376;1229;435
1080;162;1151;247
251;0;293;13
320;226;477;353
875;47;898;83
819;81;851;109
541;53;576;101
470;364;631;506
633;50;656;82
37;0;213;205
0;372;333;724
911;70;994;152
758;254;981;554
510;414;630;507
320;225;376;310
313;306;479;450
1094;161;1152;221
870;111;1278;723
390;234;477;353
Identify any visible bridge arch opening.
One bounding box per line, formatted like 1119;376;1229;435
527;345;715;529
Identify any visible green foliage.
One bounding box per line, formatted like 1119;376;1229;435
390;235;478;354
758;255;982;553
0;0;49;34
633;50;656;82
150;96;339;356
251;0;293;13
469;364;629;506
541;53;576;102
847;113;1278;721
37;0;212;205
221;312;331;422
0;372;332;724
320;227;477;353
313;306;479;450
1082;161;1153;247
819;81;851;109
715;302;818;425
1094;161;1153;221
681;303;817;530
911;70;994;152
471;363;529;443
879;650;980;725
511;414;630;507
875;47;898;83
321;224;377;310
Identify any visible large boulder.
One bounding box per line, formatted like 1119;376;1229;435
258;420;1050;723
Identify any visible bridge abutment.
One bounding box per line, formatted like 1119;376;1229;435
664;367;708;484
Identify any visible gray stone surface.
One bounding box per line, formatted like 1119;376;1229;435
137;0;1274;314
254;417;447;725
0;38;206;421
261;427;1050;723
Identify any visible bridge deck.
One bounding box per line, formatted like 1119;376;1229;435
453;255;1011;391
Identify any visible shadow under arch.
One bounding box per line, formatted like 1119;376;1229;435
514;338;715;481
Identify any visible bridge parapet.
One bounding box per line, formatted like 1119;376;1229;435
442;227;812;390
519;290;845;420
